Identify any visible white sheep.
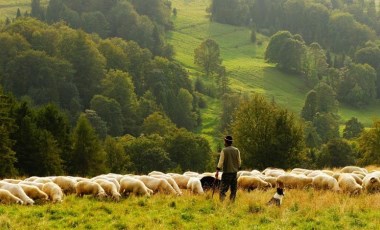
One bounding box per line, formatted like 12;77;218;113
19;184;49;201
150;174;182;196
362;172;380;193
186;177;204;194
0;182;34;205
75;181;107;199
53;176;77;194
312;174;340;191
170;175;191;189
276;174;313;189
119;176;152;197
340;166;368;174
238;176;271;191
93;179;121;201
42;182;64;203
337;174;362;195
0;189;23;204
135;176;177;195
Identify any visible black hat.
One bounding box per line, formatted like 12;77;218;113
224;135;233;143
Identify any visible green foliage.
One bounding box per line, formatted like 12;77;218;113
35;104;72;171
328;12;375;54
317;138;355;168
357;120;380;166
0;91;17;177
124;135;173;174
71;114;108;176
265;31;307;73
90;95;124;137
141;112;177;136
312;112;340;144
343;117;364;139
165;129;213;172
81;11;110;38
194;38;222;76
58;30;106;107
11;102;64;176
301;90;318;121
101;69;138;135
84;109;107;139
337;63;377;107
104;136;131;174
231;94;305;169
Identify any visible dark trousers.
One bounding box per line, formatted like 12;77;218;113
219;172;237;202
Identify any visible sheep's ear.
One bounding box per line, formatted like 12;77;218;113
370;177;377;184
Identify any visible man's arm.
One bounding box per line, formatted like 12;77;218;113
216;150;224;171
237;149;242;170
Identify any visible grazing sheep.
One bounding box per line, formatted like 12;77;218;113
148;171;165;176
263;176;277;188
262;168;285;177
135;176;177;195
20;184;48;201
0;189;23;205
0;182;34;205
42;182;64;203
337;174;362;195
340;166;368;174
291;168;312;176
362;172;380;193
186;177;204;194
312;174;340;191
238;176;271;191
53;176;77;194
75;181;107;199
276;174;313;189
119;176;152;197
170;175;191;190
150;174;182;196
93;179;121;201
2;179;22;184
19;181;44;190
91;176;121;193
183;171;200;177
33;178;53;184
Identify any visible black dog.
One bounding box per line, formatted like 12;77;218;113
267;187;285;206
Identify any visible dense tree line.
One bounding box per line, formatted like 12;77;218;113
0;88;213;177
0;18;200;135
210;0;376;54
31;0;173;57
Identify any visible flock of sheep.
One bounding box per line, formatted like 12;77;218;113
0;165;379;205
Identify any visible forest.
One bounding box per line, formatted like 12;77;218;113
1;0;380;178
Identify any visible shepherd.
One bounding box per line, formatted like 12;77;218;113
215;135;241;202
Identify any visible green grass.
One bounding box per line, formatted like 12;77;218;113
168;0;380;147
1;189;380;229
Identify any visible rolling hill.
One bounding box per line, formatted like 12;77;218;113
168;0;380;148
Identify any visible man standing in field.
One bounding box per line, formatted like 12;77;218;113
215;135;241;202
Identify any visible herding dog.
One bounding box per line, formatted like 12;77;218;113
267;183;285;206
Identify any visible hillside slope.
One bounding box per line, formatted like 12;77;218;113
168;0;380;148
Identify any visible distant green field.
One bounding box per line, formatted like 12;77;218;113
0;0;48;21
169;0;380;149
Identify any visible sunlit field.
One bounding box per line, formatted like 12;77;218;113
1;188;380;229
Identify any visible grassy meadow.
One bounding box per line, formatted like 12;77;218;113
1;189;380;229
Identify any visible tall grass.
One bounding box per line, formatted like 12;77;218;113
1;189;380;229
